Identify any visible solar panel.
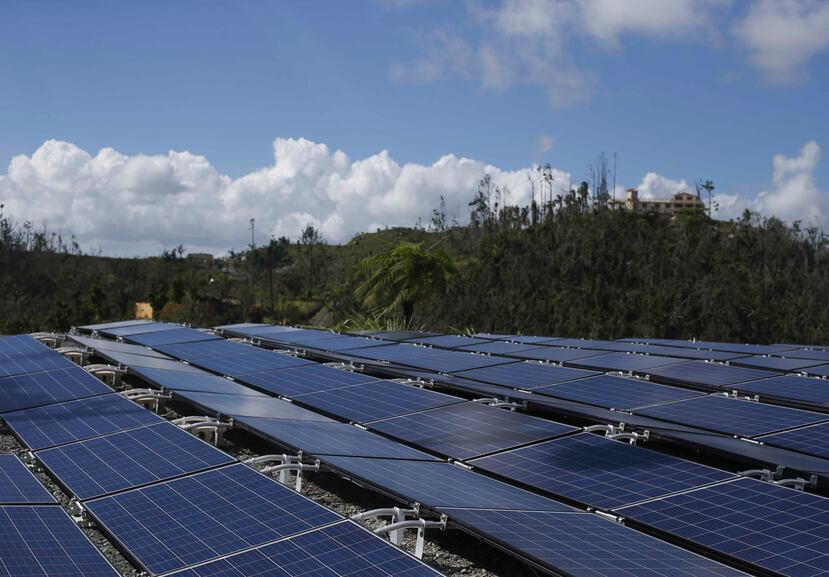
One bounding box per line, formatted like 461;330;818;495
4;393;164;450
69;335;170;358
84;464;341;575
546;338;613;348
566;352;686;372
77;319;155;332
253;331;346;347
757;422;829;460
691;341;799;356
365;330;442;341
275;335;393;352
173;390;335;421
728;355;825;372
154;339;257;361
0;350;76;379
102;322;182;337
236;416;438;460
127;328;219;347
0;505;120;577
36;422;234;500
235;364;381;397
294;380;463;423
404;350;516;373
453;361;598;389
97;350;204;373
441;508;746;577
455;341;544;355
0;454;56;504
480;335;563;344
532;374;704;411
773;348;829;362
322;456;570;511
505;346;606;363
727;374;829;409
633;395;829;437
644;360;777;389
190;349;314;376
470;432;735;509
406;334;490;348
132;367;267;396
618;477;829;577
367;401;577;460
0;334;51;356
162;520;444;577
587;341;745;361
804;364;829;378
214;322;267;331
0;365;112;413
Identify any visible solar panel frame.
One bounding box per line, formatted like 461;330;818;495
102;322;182;337
0;454;56;504
772;348;829;362
161;520;444;577
273;335;394;352
586;341;746;361
532;374;705;411
84;464;342;576
455;341;546;355
504;346;607;363
234;364;381;397
36;421;235;500
172;390;336;421
469;432;736;510
726;374;829;410
632;394;829;437
757;421;829;460
617;477;829;577
366;401;578;460
0;365;112;413
803;364;829;378
0;505;120;577
126;328;220;347
132;367;267;397
644;360;778;389
189;349;314;376
405;334;491;349
154;339;259;361
97;350;205;373
453;361;599;389
727;355;826;372
565;352;687;372
293;380;464;423
69;334;170;358
4;393;164;450
441;508;748;577
77;319;155;332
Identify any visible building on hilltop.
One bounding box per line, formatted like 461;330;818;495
613;188;706;216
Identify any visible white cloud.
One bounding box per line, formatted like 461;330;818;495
733;0;829;84
0;138;571;256
636;172;691;199
536;134;555;156
753;140;826;225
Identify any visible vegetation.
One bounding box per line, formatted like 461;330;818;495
2;178;828;344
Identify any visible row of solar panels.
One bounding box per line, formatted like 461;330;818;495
0;334;444;577
70;322;759;577
210;323;829;577
220;324;829;475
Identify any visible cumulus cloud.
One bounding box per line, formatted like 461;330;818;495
535;134;555;156
733;0;829;84
635;172;691;199
0;138;571;256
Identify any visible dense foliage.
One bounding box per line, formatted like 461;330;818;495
2;185;828;344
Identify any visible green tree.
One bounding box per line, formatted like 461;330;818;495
354;241;456;323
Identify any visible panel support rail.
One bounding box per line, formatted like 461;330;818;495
172;416;232;446
244;453;320;492
83;364;127;386
473;397;527;412
351;504;448;558
738;466;818;491
120;389;171;413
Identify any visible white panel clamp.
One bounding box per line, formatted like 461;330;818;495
472;397;526;412
243;453;320;492
607;430;650;445
120;389;171;413
584;423;626;436
172;416;232;446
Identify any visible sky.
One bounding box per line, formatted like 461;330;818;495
0;0;828;256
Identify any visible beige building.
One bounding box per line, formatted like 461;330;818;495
134;302;154;320
617;188;705;216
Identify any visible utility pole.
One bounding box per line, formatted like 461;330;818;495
699;180;715;216
249;218;256;293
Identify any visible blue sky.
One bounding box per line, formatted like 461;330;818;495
1;0;828;254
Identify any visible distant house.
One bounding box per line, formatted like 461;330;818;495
615;188;705;216
135;302;153;320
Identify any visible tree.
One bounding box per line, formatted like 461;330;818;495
298;224;327;299
264;236;290;312
354;241;456;323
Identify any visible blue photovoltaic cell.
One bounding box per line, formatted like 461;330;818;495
365;330;440;341
804;364;829;378
0;334;51;356
405;334;490;349
532;374;704;411
775;348;829;362
728;355;825;372
587;341;744;361
132;367;267;397
0;365;112;413
190;349;314;376
4;393;164;450
0;454;56;504
236;416;438;460
322;456;569;511
690;341;799;356
566;352;685;372
456;341;545;355
127;328;219;347
442;508;746;577
545;338;613;348
103;322;181;337
236;364;381;397
154;339;258;361
758;422;829;460
37;422;235;500
0;350;76;379
84;464;341;575
214;322;267;331
728;374;829;408
273;335;393;352
470;433;734;509
367;401;577;460
401;350;515;373
453;361;598;389
98;350;204;373
164;520;443;577
294;380;463;423
505;346;606;363
78;319;155;332
173;390;335;421
69;335;170;358
633;395;829;437
0;505;120;577
619;477;829;577
644;360;777;389
346;343;438;362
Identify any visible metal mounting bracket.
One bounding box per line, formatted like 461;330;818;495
172;416;232;446
121;389;171;413
738;468;775;482
55;346;89;364
244;453;320;491
351;504;447;558
607;430;649;445
472;397;526;412
30;332;62;348
83;364;127;387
